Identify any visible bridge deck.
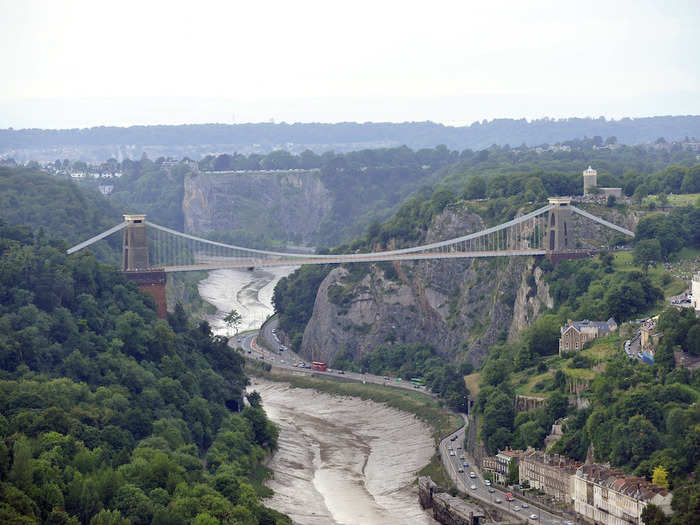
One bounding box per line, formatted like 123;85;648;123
162;249;547;272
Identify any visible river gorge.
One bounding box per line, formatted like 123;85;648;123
197;268;438;523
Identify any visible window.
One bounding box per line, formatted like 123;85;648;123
575;342;579;349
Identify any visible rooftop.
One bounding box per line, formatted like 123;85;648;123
576;464;670;501
561;318;617;334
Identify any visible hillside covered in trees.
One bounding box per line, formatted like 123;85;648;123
0;221;289;524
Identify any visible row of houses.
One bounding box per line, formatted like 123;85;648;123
482;448;672;524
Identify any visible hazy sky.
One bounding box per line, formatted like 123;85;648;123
1;0;699;128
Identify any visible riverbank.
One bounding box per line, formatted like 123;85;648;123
197;265;298;334
249;379;441;525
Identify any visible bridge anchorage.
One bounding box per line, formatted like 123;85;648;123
67;198;634;318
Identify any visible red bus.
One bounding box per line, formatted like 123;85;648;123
312;361;328;371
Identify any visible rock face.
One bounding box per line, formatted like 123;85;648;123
509;262;554;341
301;205;547;367
183;170;332;243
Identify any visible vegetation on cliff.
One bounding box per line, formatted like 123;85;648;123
0;222;289;524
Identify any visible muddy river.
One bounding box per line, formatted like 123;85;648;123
197;266;298;335
198;269;436;523
249;380;438;525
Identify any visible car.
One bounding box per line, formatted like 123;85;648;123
505;493;514;501
449;451;455;456
565;522;574;525
469;472;476;478
513;505;521;511
495;498;502;504
522;503;529;509
459;454;465;459
396;377;402;382
529;514;538;520
337;370;345;374
462;462;468;467
488;487;495;493
470;484;477;490
383;376;390;381
458;467;464;473
484;480;491;486
450;435;457;441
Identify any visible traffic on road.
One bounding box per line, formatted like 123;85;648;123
441;425;574;525
237;321;573;525
235;318;437;397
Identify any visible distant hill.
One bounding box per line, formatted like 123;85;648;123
0;166;122;260
2;116;700;162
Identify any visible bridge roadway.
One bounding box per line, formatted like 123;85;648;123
163;249;547;272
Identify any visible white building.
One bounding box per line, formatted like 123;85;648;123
692;273;699;312
574;464;672;525
583;166;598;195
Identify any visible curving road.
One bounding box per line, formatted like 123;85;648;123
439;424;575;525
238;318;437;397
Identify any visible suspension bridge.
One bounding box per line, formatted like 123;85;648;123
67;197;634;317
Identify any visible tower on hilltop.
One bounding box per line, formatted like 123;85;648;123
583;166;597;195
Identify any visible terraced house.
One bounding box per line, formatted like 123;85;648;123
573;464;672;525
518;449;581;504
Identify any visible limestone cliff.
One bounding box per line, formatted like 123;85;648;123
301;205;542;366
183;170;332;243
508;262;554;341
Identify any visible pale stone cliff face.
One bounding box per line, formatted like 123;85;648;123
183;171;332;243
508;262;554;341
301;205;543;367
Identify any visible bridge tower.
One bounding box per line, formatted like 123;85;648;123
123;214;149;271
545;197;573;262
122;215;167;319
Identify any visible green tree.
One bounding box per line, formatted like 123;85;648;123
634;239;663;268
464;175;487;199
223;309;242;336
641;503;669;525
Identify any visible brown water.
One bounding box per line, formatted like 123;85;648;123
250;380;438;525
198;266;298;334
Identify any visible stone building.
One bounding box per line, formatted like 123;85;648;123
574;464;672;525
519;448;581;504
559;318;618;355
482;449;522;484
582;166;623;198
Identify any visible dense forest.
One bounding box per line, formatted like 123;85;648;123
2;116;700;155
0;167;122;263
0;222;289;524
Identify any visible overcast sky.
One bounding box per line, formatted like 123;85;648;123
1;0;698;128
